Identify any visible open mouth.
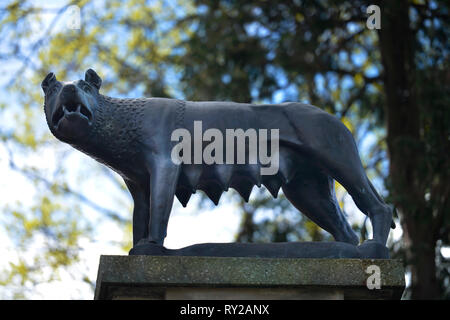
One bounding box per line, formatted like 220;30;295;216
52;102;93;127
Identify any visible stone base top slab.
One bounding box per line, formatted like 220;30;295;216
129;240;390;259
94;255;405;300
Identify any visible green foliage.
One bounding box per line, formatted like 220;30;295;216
1;192;91;298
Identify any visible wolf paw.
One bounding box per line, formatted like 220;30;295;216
129;239;166;255
357;240;390;259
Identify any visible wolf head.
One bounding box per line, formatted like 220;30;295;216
42;69;102;144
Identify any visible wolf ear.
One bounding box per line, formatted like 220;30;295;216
85;68;102;90
41;72;56;94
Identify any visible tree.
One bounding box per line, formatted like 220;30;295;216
376;0;449;299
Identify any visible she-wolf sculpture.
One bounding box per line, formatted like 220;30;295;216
41;69;395;256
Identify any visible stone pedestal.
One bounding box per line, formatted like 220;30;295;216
94;255;405;300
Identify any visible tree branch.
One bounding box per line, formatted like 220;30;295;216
5;142;127;224
6;0;81;88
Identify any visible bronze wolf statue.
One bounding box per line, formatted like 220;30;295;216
42;69;395;256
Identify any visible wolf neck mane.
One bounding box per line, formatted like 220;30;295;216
72;94;146;165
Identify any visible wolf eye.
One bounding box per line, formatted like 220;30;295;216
80;82;91;92
47;85;59;96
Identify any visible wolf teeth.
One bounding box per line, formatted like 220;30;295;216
230;178;254;202
175;187;192;208
183;165;202;191
262;175;282;198
214;165;233;190
245;164;261;187
175;146;299;206
200;182;223;205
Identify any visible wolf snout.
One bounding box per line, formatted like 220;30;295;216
63;103;92;119
61;83;77;97
52;102;93;127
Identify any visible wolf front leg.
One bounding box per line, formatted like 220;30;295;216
144;159;181;245
124;179;149;247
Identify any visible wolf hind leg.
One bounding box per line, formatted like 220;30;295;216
282;171;359;246
307;133;393;245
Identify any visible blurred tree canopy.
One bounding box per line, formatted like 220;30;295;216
0;0;448;299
